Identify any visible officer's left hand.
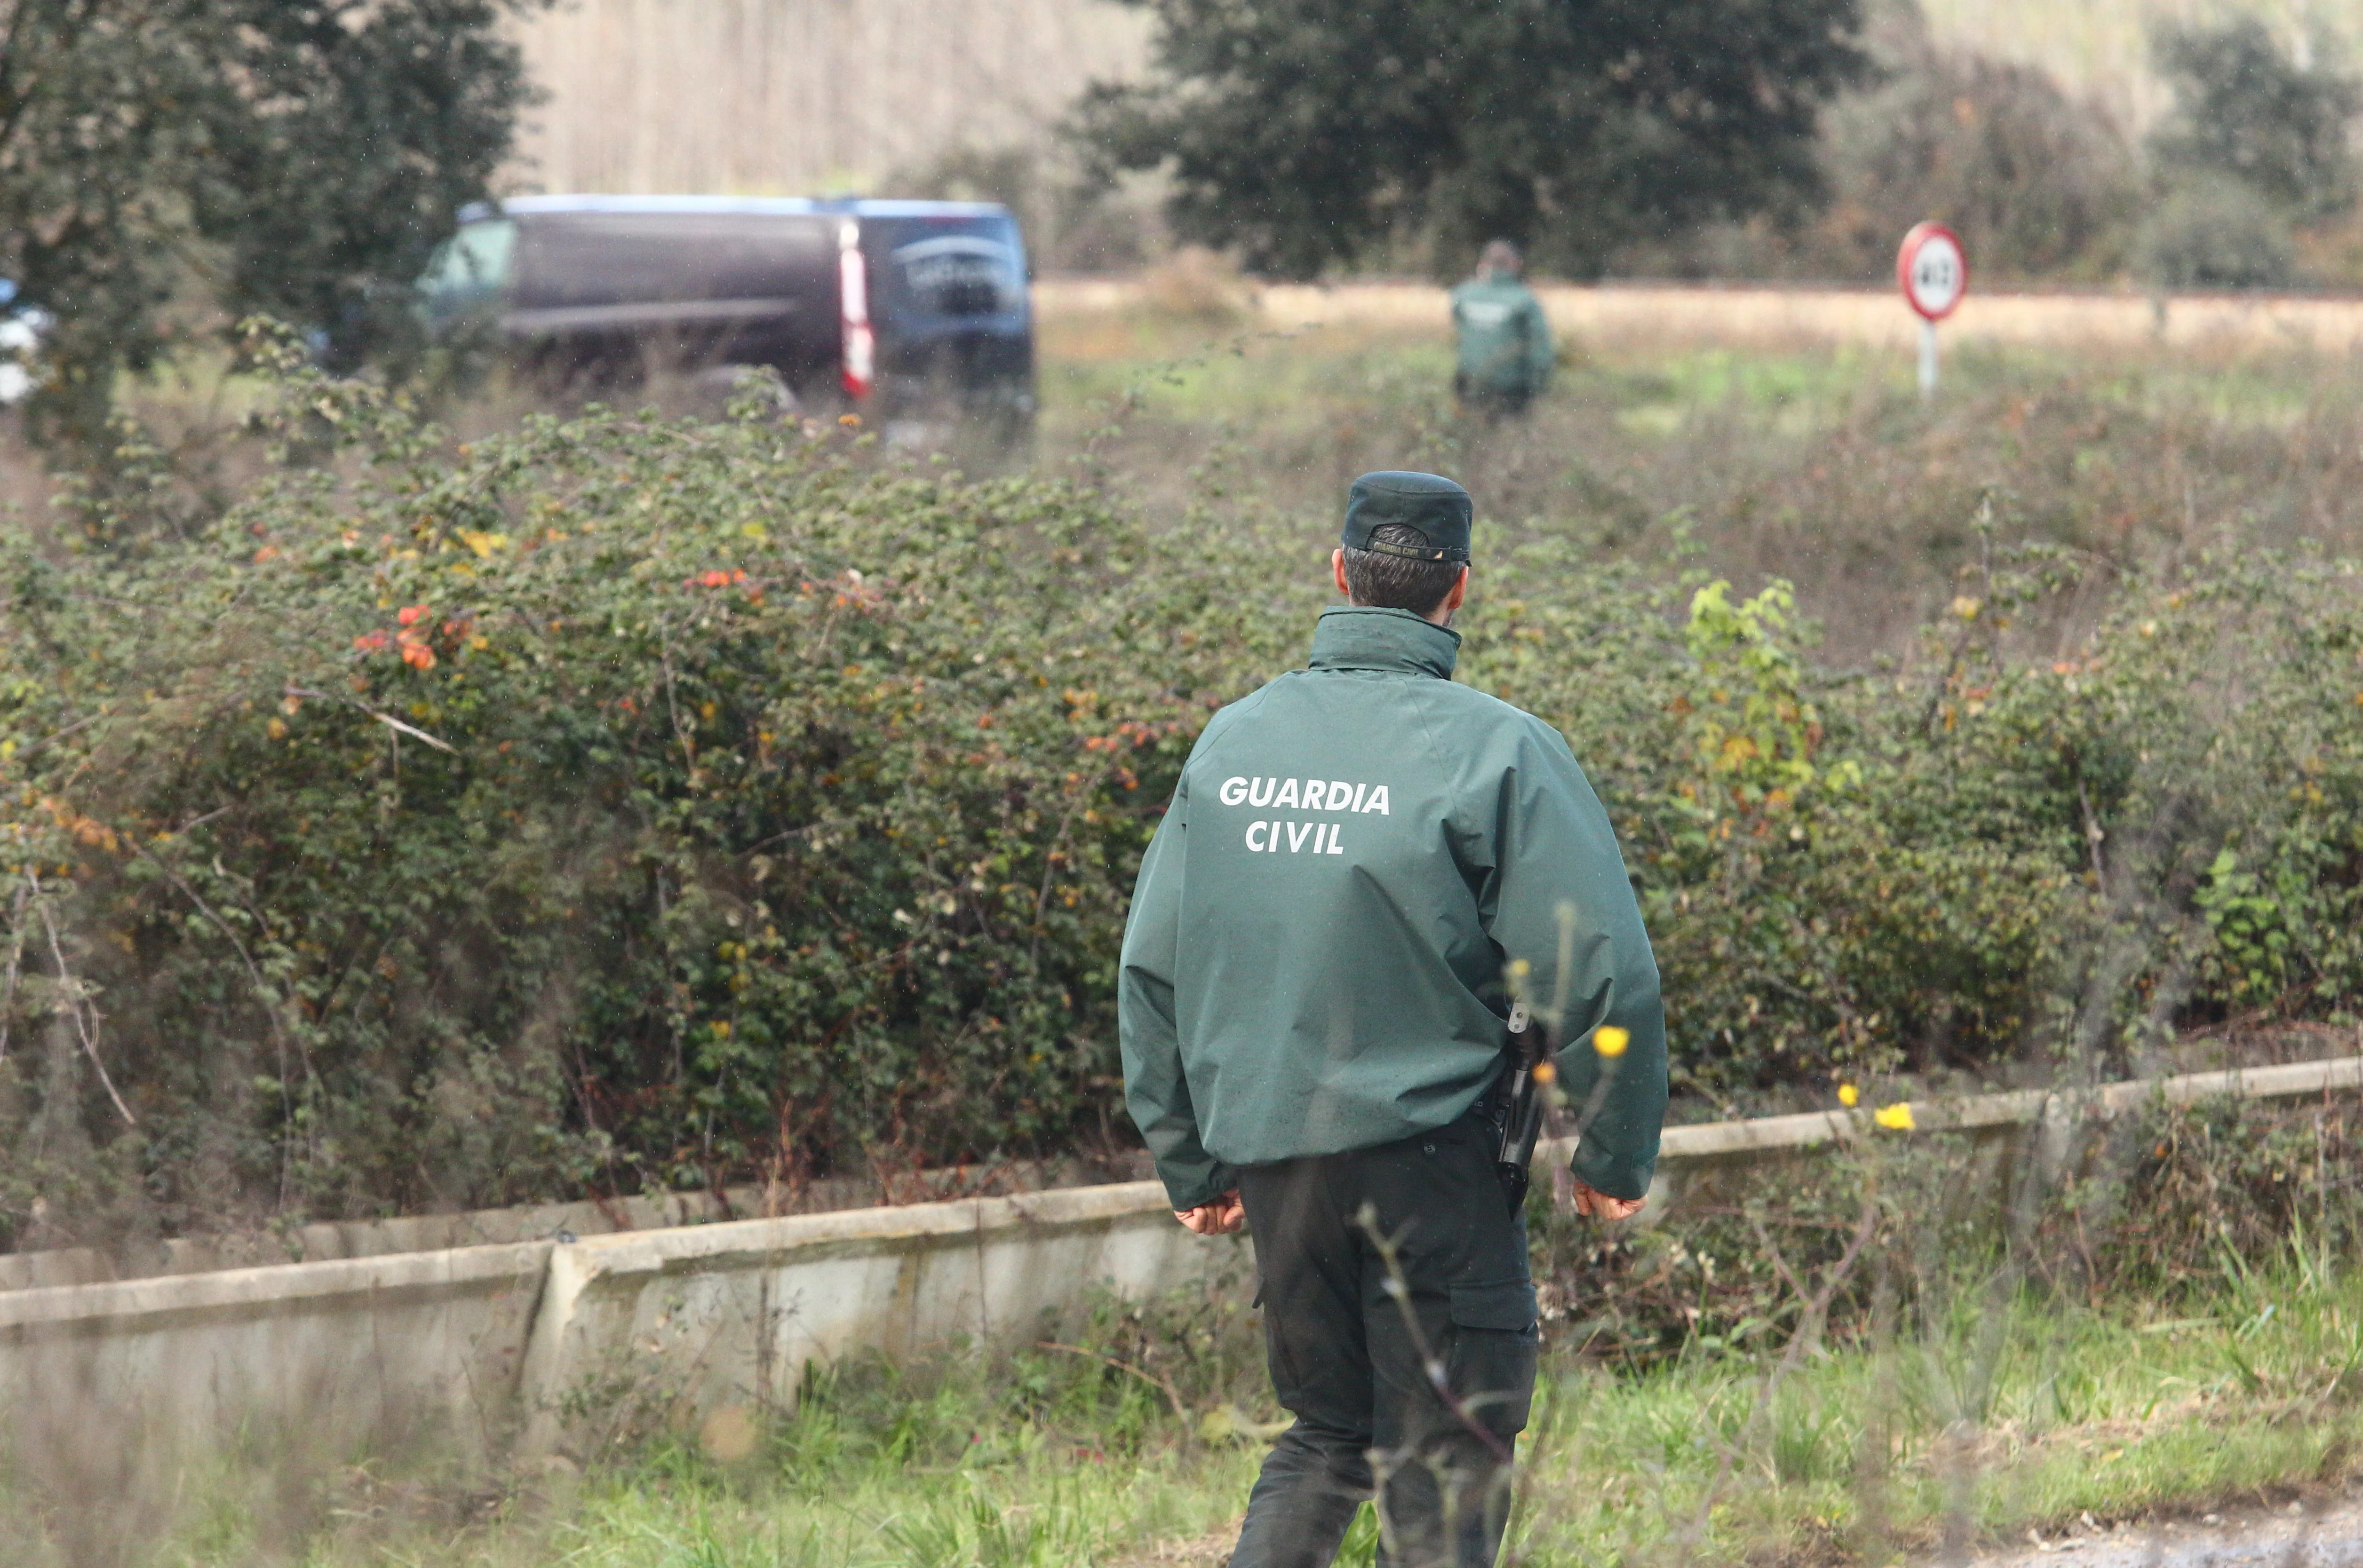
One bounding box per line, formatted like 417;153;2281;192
1175;1189;1246;1235
1570;1181;1646;1222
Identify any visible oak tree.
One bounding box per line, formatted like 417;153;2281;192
1072;0;1867;278
0;0;538;445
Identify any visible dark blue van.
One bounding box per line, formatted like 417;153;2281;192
418;195;1035;434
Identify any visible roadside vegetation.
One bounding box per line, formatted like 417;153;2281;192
5;309;2363;1247
4;301;2363;1563
7;4;2363;1565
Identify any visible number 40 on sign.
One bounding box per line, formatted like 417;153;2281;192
1897;221;1966;399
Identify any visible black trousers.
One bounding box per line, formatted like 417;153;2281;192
1231;1109;1539;1568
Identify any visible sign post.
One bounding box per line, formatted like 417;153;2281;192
1896;222;1966;398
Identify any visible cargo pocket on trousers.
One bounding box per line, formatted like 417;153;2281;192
1446;1279;1539;1437
1448;1278;1538;1332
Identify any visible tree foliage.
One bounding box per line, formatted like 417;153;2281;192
1071;0;1868;278
2149;17;2362;221
1814;38;2134;282
0;0;537;445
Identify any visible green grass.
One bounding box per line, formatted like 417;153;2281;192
96;1236;2363;1568
1513;1252;2363;1565
1034;303;2359;442
526;1450;1266;1568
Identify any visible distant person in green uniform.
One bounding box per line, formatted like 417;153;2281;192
1450;241;1553;417
1120;471;1666;1568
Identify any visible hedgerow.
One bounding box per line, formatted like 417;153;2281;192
0;348;2359;1241
0;350;1243;1233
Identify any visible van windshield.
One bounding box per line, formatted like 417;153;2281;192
421;219;517;300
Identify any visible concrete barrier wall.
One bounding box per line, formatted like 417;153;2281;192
4;1057;2357;1474
515;1180;1238;1454
0;1182;1237;1475
0;1241;554;1477
0;1152;1149;1294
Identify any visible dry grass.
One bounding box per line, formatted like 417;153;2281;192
1033;297;2363;666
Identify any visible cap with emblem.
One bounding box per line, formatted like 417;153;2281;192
1340;471;1472;563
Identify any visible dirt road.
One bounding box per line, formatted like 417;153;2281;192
1034;276;2363;357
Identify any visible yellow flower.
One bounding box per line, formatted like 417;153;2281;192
1873;1102;1916;1131
1837;1083;1860;1108
1594;1026;1630;1058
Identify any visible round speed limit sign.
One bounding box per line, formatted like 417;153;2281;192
1897;222;1967;320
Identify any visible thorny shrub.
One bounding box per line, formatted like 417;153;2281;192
1529;1095;2363;1368
0;350;1236;1239
1478;529;2363;1097
1;342;2361;1243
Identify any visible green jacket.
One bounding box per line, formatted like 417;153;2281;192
1119;607;1667;1212
1450;274;1555;397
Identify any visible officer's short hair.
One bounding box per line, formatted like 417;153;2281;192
1341;523;1466;615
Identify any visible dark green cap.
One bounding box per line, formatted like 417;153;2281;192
1341;471;1472;563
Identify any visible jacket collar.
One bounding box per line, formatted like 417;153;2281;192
1306;606;1461;680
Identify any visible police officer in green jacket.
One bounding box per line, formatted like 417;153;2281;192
1450;241;1554;417
1119;471;1667;1568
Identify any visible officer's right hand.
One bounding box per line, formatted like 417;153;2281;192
1175;1189;1246;1235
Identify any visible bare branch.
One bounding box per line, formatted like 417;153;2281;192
1355;1204;1517;1466
283;685;458;754
35;892;134;1125
0;871;30;1063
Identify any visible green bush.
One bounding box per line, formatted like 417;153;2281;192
3;350;2361;1239
1476;538;2363;1096
0;356;1240;1232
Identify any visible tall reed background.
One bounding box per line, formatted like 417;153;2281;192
503;0;1152;198
504;0;2363;202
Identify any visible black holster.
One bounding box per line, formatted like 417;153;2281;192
1491;1010;1552;1215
